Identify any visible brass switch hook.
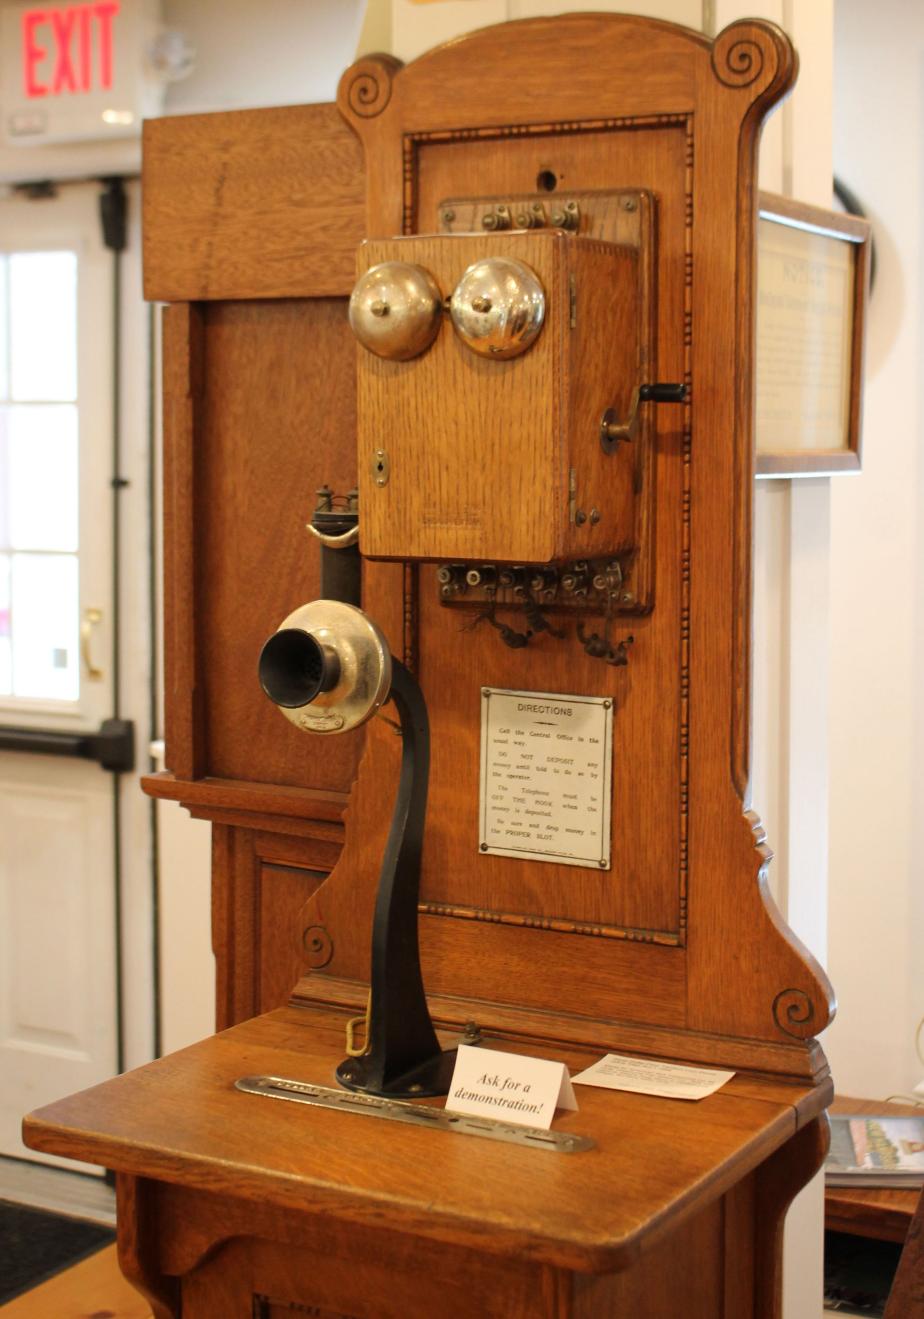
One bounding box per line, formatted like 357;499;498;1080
600;382;687;454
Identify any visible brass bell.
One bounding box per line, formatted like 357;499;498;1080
349;262;443;361
449;257;545;359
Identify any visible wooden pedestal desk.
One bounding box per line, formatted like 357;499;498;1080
25;1006;830;1318
23;14;843;1317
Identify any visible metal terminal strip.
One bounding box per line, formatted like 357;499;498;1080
235;1075;594;1153
437;558;639;612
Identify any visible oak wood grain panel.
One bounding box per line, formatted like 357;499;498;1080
418;559;681;940
211;826;259;1030
23;1005;822;1275
258;864;328;1014
128;1180;571;1317
572;1194;725;1317
338;21;710;237
183;1233;561;1319
116;1174;179;1319
565;236;650;563
196;298;360;792
142;105;365;302
211;828;339;1030
293;974;832;1085
142;771;348;823
722;1174;756;1319
753;1116;830;1319
162;303;206;780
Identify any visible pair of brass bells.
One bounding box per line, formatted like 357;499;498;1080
349;257;545;362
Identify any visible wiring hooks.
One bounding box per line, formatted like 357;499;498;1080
462;587;498;633
462;588;532;648
523;589;564;640
577;611;634;666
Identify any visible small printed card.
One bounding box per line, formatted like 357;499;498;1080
571;1053;734;1101
446;1045;578;1130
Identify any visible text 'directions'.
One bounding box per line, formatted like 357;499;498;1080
479;687;612;869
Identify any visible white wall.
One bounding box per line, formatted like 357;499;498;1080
161;0;366;114
824;0;924;1102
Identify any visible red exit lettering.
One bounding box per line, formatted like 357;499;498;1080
22;2;120;99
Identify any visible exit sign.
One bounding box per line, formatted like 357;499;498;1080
0;0;164;146
21;4;121;99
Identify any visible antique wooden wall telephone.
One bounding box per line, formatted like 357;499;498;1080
256;223;689;1096
23;14;841;1317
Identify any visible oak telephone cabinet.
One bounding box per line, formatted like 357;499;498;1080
25;14;838;1318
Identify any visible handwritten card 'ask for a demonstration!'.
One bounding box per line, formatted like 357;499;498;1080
446;1045;578;1130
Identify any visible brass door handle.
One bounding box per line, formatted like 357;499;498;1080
80;607;104;681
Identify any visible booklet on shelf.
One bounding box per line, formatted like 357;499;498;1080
826;1113;924;1188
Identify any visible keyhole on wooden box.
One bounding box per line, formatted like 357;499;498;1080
373;448;390;487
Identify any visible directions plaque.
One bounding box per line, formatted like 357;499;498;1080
479;687;613;869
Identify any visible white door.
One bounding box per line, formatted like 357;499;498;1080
0;181;120;1169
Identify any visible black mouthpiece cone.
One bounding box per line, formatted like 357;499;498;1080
258;629;339;708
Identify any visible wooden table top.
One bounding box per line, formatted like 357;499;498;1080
825;1096;923;1243
24;1006;830;1273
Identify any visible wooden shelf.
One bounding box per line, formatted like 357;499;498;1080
25;1006;829;1275
825;1097;923;1243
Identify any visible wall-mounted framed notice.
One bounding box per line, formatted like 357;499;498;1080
756;192;871;477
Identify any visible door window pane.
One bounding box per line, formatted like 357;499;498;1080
0;245;81;705
8;405;78;552
11;553;78;701
9;252;77;403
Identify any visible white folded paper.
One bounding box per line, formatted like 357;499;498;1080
571;1053;734;1100
446;1044;578;1129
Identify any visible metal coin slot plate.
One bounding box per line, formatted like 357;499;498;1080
235;1075;594;1153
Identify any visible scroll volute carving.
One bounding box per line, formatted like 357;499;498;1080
303;14;834;1079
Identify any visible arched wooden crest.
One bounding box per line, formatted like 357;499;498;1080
288;13;833;1082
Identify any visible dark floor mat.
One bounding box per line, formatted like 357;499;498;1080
824;1229;902;1315
0;1198;115;1304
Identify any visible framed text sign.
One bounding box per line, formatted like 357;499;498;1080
756;192;871;477
478;687;613;870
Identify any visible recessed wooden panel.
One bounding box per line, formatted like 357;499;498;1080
259;865;328;1014
196;299;359;791
373;128;689;944
418;566;682;941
